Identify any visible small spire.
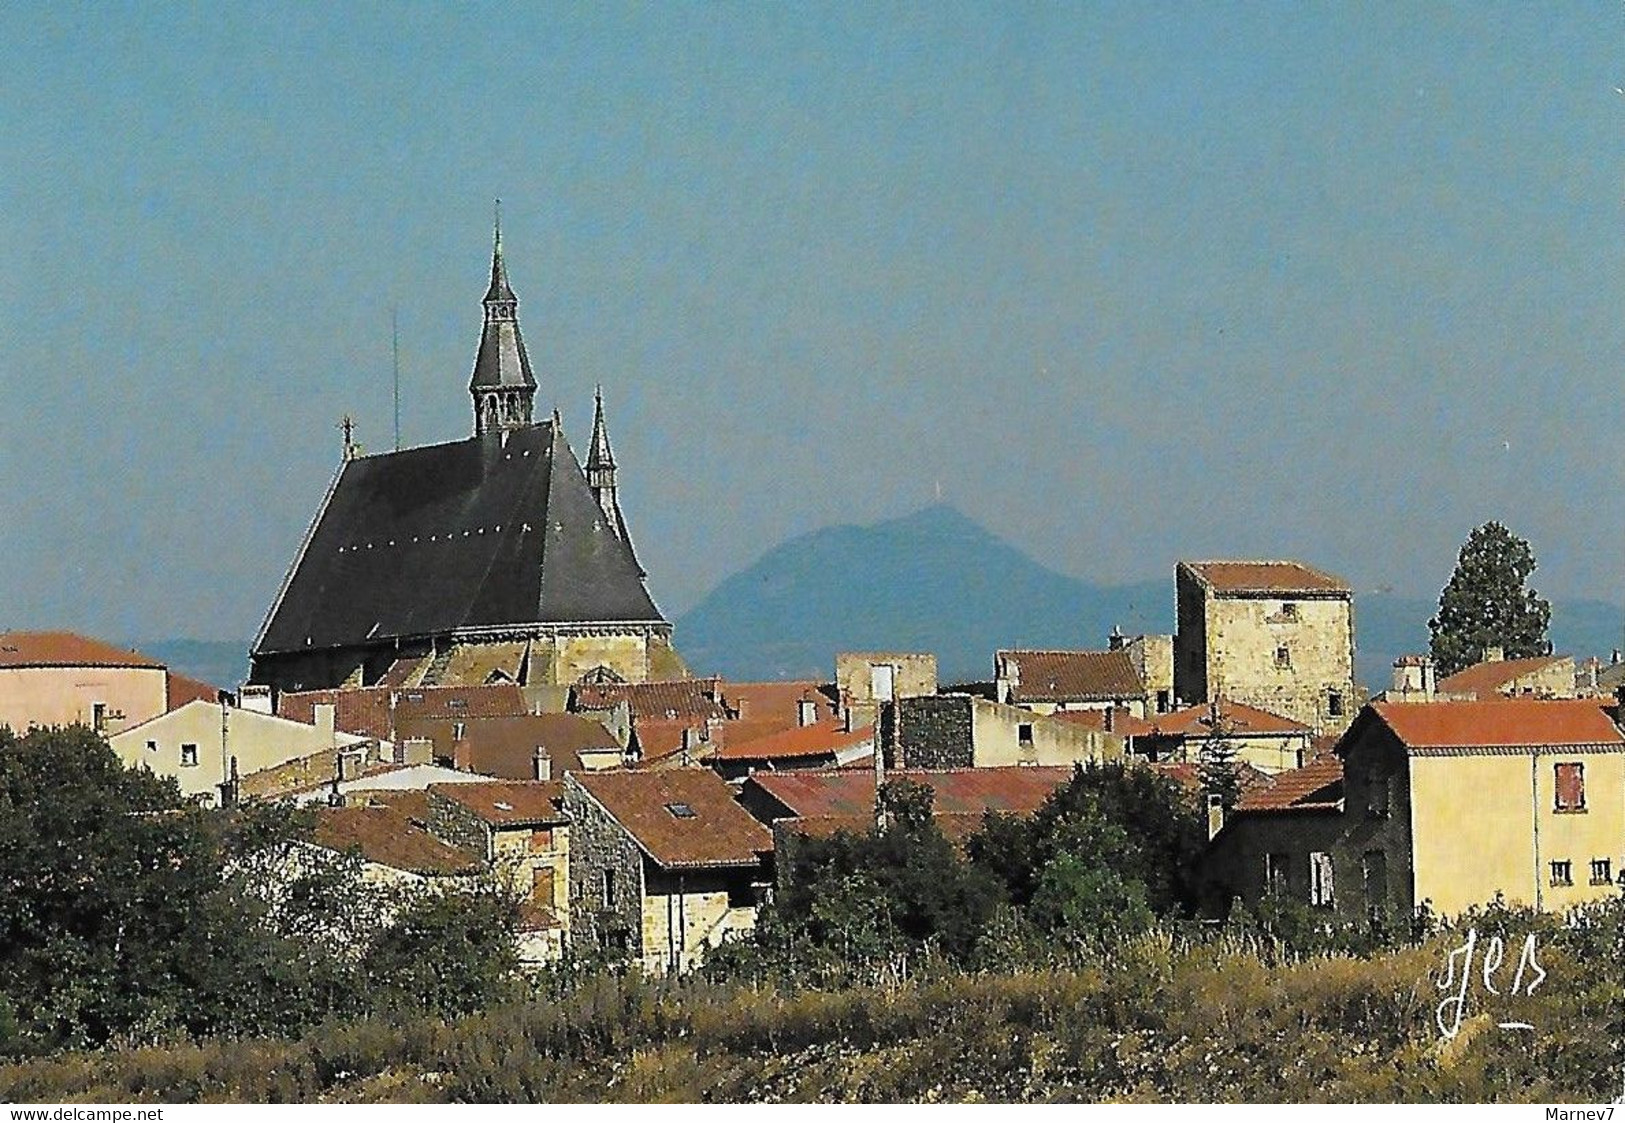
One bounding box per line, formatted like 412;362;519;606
588;384;616;470
484;200;515;309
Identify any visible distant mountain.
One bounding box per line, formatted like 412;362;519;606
677;505;1624;692
676;505;1168;683
137;639;250;691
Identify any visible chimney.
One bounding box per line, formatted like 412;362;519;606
313;702;336;742
842;706;854;734
1483;645;1505;663
453;733;473;772
400;737;433;767
1613;649;1621;666
1207;792;1225;840
797;697;818;727
337;748;363;782
533;747;551;781
1109;625;1125;651
733;697;748;720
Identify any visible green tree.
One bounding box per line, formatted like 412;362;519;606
1428;521;1553;676
1196;701;1242;813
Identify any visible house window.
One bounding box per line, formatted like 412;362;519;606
1550;860;1573;887
602;869;617;908
727;882;756;909
1156;690;1170;714
1327;690;1344;718
665;802;696;819
453;721;466;741
1554;763;1585;812
1590;858;1613;886
529;828;553;853
1365;769;1390;818
1281;602;1299;620
145;740;158;753
870;664;896;702
1309;852;1335;908
1264;853;1289;894
92;702;107;732
180;743;199;767
1274;645;1292;670
1018;723;1034;747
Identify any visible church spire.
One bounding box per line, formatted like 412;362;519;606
469;202;537;435
587;386;630;545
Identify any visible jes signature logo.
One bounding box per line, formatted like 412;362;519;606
1434;927;1547;1040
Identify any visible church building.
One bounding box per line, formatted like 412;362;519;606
249;225;685;693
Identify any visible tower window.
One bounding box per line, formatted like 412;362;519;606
180;744;199;767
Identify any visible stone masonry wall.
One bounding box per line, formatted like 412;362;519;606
891;695;975;769
560;776;645;958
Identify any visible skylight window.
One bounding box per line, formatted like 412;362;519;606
666;802;696;819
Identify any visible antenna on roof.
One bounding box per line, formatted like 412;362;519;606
391;305;401;452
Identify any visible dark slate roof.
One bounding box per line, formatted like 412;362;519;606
255;422;663;656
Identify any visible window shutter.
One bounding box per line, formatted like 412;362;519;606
1555;763;1585;811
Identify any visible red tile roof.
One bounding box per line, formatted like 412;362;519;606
571;677;727;722
278;684;527;741
0;632;164;669
166;672;222;709
999;650;1145;703
399;712;621;778
311;805;481;875
779;811;992;846
1435;656;1570;700
715;718;874;762
1149;760;1276;800
572;770;771;869
428;780;567;826
1370;698;1625;751
746;766;1075;822
1134;699;1309;738
717;680;839;727
1182;560;1351;595
1051;708;1155;737
1236;754;1343;812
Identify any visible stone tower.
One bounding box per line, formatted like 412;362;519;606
468;216;537;435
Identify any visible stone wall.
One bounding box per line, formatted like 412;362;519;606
1124;634;1175;713
641;867;758;974
426;789;493;861
560;776;646;958
1175;570;1355;733
888;695;975;769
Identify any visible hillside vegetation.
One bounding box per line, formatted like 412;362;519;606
1;917;1617;1103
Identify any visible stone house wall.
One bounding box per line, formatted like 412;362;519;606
561;775;646;957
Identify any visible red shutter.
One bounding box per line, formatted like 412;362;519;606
1554;762;1585;811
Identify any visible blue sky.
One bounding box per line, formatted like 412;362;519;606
1;3;1620;642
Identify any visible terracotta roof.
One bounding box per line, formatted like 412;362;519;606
429;780;567;826
398;712;621;778
717;680;839;727
0;632;164;670
715;718;874;762
572;770;771;869
572;678;727;722
745;766;1075;822
1236;754;1344;812
1435;656;1571;700
311;805;481;875
999;650;1146;703
1134;699;1309;739
278;684;527;741
1181;561;1351;596
1149;760;1276;800
1369;699;1625;751
1052;708;1154;737
166;671;222;709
